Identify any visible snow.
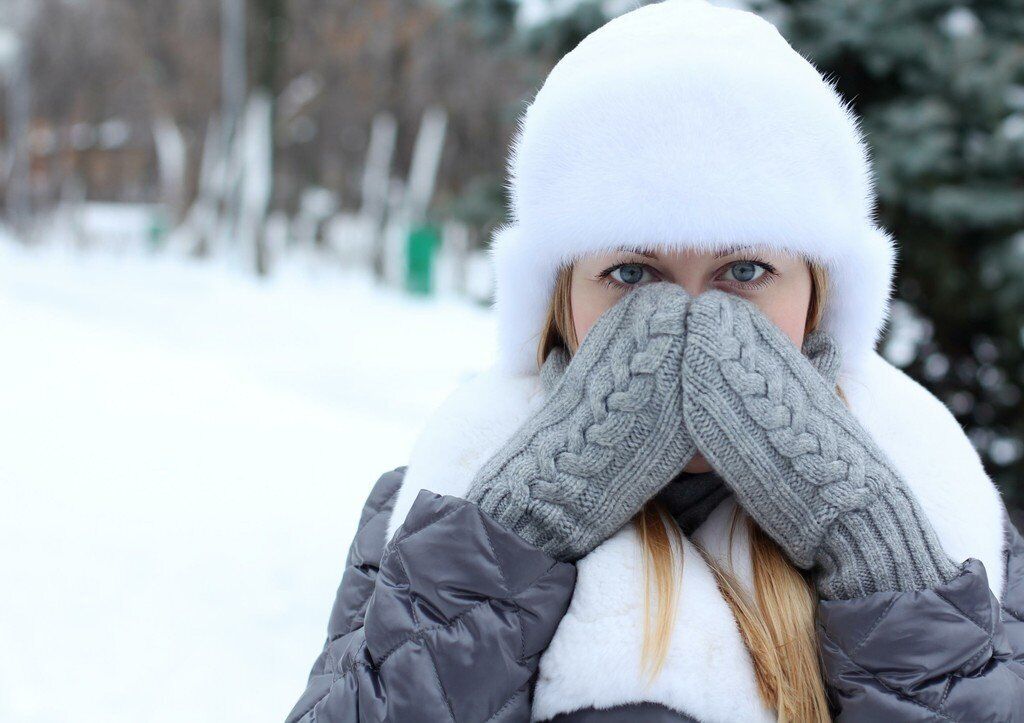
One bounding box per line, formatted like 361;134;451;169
940;6;982;38
0;240;496;722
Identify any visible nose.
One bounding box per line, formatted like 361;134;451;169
669;277;708;299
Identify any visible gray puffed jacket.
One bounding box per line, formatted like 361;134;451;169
286;464;1024;722
286;355;1024;721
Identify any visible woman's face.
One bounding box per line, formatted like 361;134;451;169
570;246;812;473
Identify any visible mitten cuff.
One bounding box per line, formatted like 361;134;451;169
814;485;963;600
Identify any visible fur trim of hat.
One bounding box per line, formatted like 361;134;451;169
489;0;896;375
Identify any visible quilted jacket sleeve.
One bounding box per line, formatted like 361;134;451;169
1000;512;1024;656
285;467;578;723
817;515;1024;722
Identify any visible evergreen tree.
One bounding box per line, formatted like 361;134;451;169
776;0;1024;505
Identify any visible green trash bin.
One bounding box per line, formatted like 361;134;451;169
148;209;169;250
406;224;441;295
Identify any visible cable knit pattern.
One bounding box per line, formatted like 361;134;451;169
681;290;962;599
545;344;730;539
466;282;697;562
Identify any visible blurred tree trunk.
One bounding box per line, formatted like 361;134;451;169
249;0;287;275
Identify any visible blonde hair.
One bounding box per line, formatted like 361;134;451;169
537;263;834;723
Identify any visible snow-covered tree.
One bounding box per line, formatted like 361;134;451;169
778;0;1024;505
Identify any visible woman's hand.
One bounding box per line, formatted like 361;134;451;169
680;290;962;599
466;282;697;562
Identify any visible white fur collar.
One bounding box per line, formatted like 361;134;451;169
384;351;1007;722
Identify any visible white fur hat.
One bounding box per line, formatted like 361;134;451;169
488;0;897;375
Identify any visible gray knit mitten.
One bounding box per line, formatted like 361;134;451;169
541;342;730;539
465;282;697;563
681;290;962;599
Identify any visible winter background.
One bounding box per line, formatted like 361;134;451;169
1;1;1022;722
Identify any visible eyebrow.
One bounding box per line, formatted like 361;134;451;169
621;246;660;259
621;245;756;260
714;245;755;259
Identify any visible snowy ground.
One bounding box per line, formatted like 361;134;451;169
0;240;496;722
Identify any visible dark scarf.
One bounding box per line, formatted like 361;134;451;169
656;468;732;536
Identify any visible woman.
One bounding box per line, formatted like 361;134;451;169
286;2;1024;721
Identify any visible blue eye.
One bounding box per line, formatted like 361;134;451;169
609;263;654;286
722;261;766;284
